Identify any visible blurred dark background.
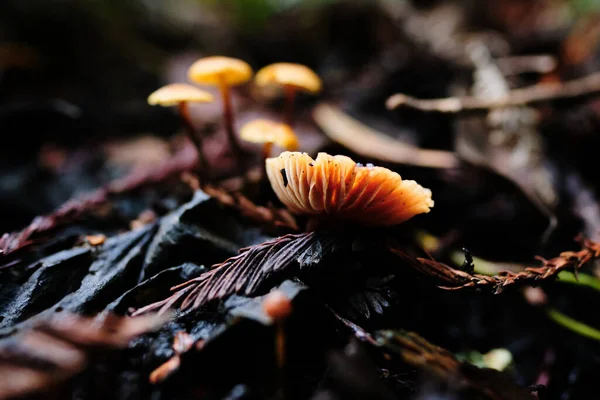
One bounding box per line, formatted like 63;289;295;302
1;0;600;240
0;0;397;232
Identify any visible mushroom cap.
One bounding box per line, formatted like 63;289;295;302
263;290;292;320
255;63;322;94
266;152;434;226
240;119;299;150
188;56;253;86
148;83;214;107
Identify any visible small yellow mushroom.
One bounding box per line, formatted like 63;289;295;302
147;83;214;173
255;63;322;125
188;56;253;156
240;119;299;162
148;83;214;106
266;152;433;226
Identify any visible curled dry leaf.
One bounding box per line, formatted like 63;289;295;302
391;236;600;293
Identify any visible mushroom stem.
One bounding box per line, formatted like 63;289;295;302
218;77;243;156
178;101;208;176
274;321;288;397
283;85;296;126
260;142;274;181
275;321;286;370
263;142;273;162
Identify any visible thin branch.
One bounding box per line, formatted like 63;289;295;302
387;71;600;112
391;236;600;293
313;103;458;168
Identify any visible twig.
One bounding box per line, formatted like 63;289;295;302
387;71;600;112
313;103;459;168
391;236;600;293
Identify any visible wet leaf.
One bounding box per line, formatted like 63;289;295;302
141;190;271;280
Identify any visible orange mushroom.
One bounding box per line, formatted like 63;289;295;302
255;63;322;126
188;56;253;157
240;119;299;161
266;152;433;226
147;83;214;173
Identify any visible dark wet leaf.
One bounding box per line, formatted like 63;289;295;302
138;281;309;395
1;188;271;336
0;247;92;329
141;190;271;280
54;224;157;315
0;226;156;335
105;262;206;315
